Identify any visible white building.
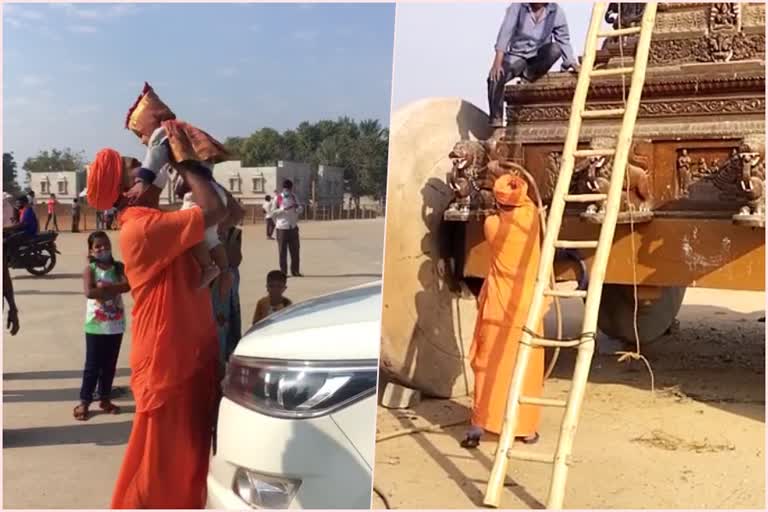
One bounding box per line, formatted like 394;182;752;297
158;160;345;207
29;171;86;203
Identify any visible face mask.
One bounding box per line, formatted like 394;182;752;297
94;251;112;263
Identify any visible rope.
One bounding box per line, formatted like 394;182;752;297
521;326;597;346
614;4;655;393
515;166;564;380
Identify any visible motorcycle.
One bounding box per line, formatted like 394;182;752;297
3;229;61;276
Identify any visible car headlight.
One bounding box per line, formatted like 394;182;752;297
223;356;377;419
233;468;301;509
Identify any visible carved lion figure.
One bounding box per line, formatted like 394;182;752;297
737;150;765;216
711;144;765;219
579;146;654;215
446;140;489;214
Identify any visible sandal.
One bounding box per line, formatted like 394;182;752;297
99;400;121;415
73;403;90;421
517;432;540;445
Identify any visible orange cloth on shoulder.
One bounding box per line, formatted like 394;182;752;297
86;148;123;211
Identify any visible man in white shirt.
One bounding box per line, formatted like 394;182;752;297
272;179;303;277
263;194;275;239
3;193;15;227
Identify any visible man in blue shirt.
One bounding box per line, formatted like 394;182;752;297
488;3;579;127
15;195;39;236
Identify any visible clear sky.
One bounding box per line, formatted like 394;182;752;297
392;1;596;112
3;2;395;179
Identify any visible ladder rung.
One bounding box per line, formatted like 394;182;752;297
597;26;642;38
590;66;634;77
581;108;625;119
573;148;615;158
519;395;568;408
564;193;607;203
554;240;599;249
507;449;554;464
544;289;587;299
528;337;581;348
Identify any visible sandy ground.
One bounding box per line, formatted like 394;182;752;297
2;219;384;509
373;288;765;509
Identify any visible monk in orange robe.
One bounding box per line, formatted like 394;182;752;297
461;173;545;448
85;149;227;508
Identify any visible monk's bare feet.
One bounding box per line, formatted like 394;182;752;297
99;399;120;415
73;402;90;421
199;263;220;289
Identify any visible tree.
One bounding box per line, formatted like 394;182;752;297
223;137;246;160
240;128;285;166
22;148;87;185
222;117;390;204
3;152;21;196
358;128;389;200
351;120;389;202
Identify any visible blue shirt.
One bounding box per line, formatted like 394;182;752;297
494;3;578;70
20;207;38;236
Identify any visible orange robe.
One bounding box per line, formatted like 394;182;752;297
111;207;219;509
469;196;545;436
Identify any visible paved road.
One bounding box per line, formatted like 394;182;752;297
3;219;384;509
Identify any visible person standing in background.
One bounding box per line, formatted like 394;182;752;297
211;223;243;366
263;194;275;239
45;194;60;232
71;198;82;233
73;231;130;421
3;193;15;227
4;251;20;336
251;270;293;325
273;179;303;277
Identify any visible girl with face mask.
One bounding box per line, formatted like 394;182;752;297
74;231;131;421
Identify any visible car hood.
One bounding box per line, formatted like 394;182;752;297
234;281;382;361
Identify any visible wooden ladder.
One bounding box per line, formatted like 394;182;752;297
483;3;658;509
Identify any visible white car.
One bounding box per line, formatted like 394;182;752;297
207;282;381;509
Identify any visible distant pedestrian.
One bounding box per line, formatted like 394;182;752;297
273;179;303;277
3;251;19;336
14;195;38;237
4;193;16;227
263;194;275;239
71;198;82;233
73;231;130;421
251;270;292;325
105;208;116;230
45;193;60;232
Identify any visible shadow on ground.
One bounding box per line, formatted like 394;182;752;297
4;420;133;448
13;273;84;281
3;368;131;381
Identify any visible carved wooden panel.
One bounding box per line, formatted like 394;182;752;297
652;139;743;211
521;143;588;204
